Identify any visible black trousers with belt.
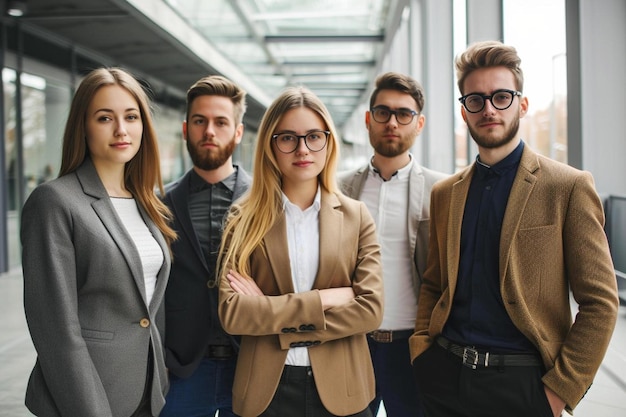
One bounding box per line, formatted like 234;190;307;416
412;338;554;417
259;365;373;417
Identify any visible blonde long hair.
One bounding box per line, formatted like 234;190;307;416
218;86;340;278
59;67;176;245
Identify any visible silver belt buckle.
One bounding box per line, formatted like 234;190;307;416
370;330;393;343
462;346;479;369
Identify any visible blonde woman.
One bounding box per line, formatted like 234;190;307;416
21;68;176;417
217;86;384;417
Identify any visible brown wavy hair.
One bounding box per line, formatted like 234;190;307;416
455;40;524;95
59;67;176;245
369;71;425;112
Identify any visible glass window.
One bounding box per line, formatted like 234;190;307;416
504;0;567;163
3;68;71;269
4;68;18;212
162;0;389;128
453;0;468;171
452;0;567;168
21;73;69;197
152;104;187;183
4;68;19;268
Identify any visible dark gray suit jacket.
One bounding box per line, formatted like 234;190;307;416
21;158;171;417
162;166;251;378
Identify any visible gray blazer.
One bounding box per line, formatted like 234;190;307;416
338;161;447;300
21;158;171;417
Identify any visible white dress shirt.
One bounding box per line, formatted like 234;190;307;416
360;156;416;330
282;187;321;366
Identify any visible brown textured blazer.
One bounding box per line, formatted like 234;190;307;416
409;145;619;412
219;190;383;417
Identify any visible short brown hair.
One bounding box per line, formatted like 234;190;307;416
369;72;425;112
186;75;247;124
455;40;524;95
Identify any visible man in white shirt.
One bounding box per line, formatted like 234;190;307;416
338;72;447;417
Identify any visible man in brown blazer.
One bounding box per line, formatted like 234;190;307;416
410;40;619;417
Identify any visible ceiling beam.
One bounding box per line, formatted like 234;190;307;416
265;34;384;43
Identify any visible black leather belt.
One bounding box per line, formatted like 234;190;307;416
281;365;313;380
368;329;414;343
205;344;235;360
436;336;542;369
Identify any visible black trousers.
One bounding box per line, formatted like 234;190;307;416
412;342;554;417
259;366;373;417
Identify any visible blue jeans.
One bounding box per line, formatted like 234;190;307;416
160;357;237;417
368;336;423;417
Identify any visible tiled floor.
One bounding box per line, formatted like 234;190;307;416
1;268;625;417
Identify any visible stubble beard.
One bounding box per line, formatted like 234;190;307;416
187;133;237;171
468;116;520;150
370;129;416;158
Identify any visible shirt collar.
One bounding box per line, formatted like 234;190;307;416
475;141;524;177
188;166;238;193
282;186;322;212
369;153;414;181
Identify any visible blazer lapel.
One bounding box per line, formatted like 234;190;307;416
499;147;539;279
407;163;425;258
169;173;208;271
232;165;252;202
262;191;342;294
447;166;474;296
76;159;148;305
339;164;368;199
264;212;295;294
315;191;342;289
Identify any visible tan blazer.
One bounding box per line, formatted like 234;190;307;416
219;190;383;417
409;145;619;411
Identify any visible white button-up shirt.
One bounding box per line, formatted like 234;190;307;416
283;187;321;366
360;156;416;330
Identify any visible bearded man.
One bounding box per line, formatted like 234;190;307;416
161;75;251;417
410;41;618;417
338;72;447;417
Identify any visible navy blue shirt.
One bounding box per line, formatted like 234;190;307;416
443;141;536;353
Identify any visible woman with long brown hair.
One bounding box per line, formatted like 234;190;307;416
21;67;176;417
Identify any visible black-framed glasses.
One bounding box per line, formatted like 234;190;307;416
271;130;330;154
370;106;419;125
458;89;522;113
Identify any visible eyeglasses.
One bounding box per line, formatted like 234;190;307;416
271;130;330;154
458;89;522;113
370;106;419;125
